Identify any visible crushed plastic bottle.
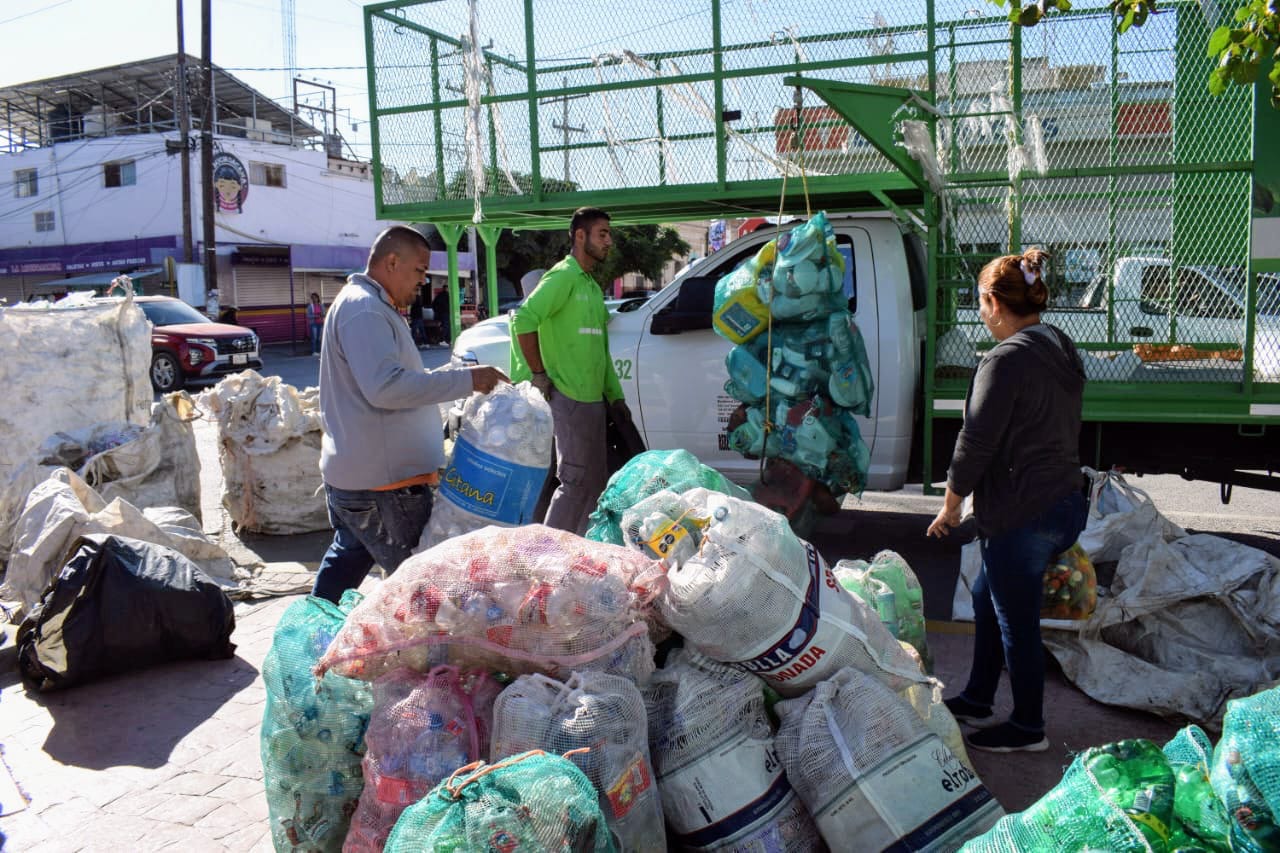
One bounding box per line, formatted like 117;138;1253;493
724;336;769;404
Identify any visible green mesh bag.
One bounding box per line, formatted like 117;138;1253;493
1210;684;1280;852
383;750;618;853
586;448;750;545
961;739;1176;852
1162;726;1232;852
261;591;373;852
833;550;933;674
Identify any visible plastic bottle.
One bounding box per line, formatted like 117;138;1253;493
725;338;769;404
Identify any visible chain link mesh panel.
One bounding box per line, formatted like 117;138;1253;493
931;0;1261;385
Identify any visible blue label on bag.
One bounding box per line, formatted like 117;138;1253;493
441;437;549;524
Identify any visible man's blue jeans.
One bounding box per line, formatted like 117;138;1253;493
961;489;1088;733
312;484;433;604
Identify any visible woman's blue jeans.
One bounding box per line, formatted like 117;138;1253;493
961;490;1088;733
310;323;323;354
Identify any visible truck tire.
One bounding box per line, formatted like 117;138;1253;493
150;352;186;393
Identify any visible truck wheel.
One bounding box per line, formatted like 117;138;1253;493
150;352;186;393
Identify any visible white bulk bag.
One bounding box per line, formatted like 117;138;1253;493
642;648;822;851
775;668;1004;851
0;297;151;562
199;371;328;534
1;468;237;612
631;488;931;696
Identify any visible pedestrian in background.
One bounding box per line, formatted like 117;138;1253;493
927;248;1087;753
431;283;451;346
408;286;427;347
509;206;633;535
306;292;325;356
312;225;508;604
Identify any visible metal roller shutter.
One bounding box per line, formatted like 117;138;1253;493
231;265;300;344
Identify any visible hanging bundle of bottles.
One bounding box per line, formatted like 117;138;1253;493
713;211;874;531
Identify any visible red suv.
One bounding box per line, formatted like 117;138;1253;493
127;296;262;392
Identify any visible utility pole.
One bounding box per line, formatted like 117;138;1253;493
200;0;216;296
176;0;193;264
538;78;586;182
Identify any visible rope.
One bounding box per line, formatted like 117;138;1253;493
758;83;814;485
442;747;592;800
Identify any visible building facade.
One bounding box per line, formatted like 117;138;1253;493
0;56;474;342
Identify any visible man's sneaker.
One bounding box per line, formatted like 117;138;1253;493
966;722;1049;753
944;695;1000;729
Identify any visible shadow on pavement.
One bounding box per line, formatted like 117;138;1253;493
32;654;258;771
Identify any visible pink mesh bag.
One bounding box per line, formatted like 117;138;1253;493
316;525;664;684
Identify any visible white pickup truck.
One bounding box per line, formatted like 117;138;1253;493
451;213;927;490
452;219;1280;493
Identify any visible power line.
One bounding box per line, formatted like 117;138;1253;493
0;0;76;27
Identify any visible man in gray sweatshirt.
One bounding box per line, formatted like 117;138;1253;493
312;225;507;603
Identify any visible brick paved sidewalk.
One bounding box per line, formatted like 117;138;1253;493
0;594;298;852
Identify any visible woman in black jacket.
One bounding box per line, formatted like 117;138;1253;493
927;248;1088;753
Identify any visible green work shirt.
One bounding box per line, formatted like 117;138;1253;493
509;256;624;404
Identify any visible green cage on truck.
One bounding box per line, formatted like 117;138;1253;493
363;0;1280;495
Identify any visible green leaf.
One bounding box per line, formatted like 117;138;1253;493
1236;6;1252;22
1208;25;1232;56
1269;63;1280;87
1208;67;1228;96
1242;60;1261;83
1018;4;1044;25
1119;6;1137;32
1231;28;1249;42
1133;5;1149;26
1055;0;1073;10
1008;6;1022;22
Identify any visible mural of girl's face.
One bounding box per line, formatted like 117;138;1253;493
215;176;242;206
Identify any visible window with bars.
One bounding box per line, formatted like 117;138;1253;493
103;160;136;188
249;161;286;188
14;169;37;198
35;211;55;232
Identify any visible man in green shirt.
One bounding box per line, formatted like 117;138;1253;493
510;207;632;533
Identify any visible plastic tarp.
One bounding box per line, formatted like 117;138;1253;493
1;468;237;614
199;371;329;535
0;296;152;563
1044;534;1280;726
16;533;236;691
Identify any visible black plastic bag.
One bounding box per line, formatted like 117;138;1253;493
17;534;236;691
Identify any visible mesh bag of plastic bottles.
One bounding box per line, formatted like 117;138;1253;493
775;667;1002;851
713;239;776;345
758;212;846;323
419;382;552;551
343;666;503;852
1040;543;1098;621
585;448;750;546
833;550;933;673
728;398;870;498
624;488;931;697
261;591;373;853
755;312;873;417
316;524;663;684
642;648;823;851
960;738;1177;852
1162;726;1232;852
490;671;664;852
383;750;617;853
1210;684;1280;852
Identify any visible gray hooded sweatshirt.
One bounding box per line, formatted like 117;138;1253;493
947;323;1086;538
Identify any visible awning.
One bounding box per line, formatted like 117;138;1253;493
34;267;165;290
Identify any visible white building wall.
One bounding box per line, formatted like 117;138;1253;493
0;132;386;252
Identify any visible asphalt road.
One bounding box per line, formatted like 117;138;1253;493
241;342;1278;621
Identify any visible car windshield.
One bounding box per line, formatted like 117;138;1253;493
139;300;213;326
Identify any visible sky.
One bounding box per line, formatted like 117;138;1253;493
0;0;379;157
